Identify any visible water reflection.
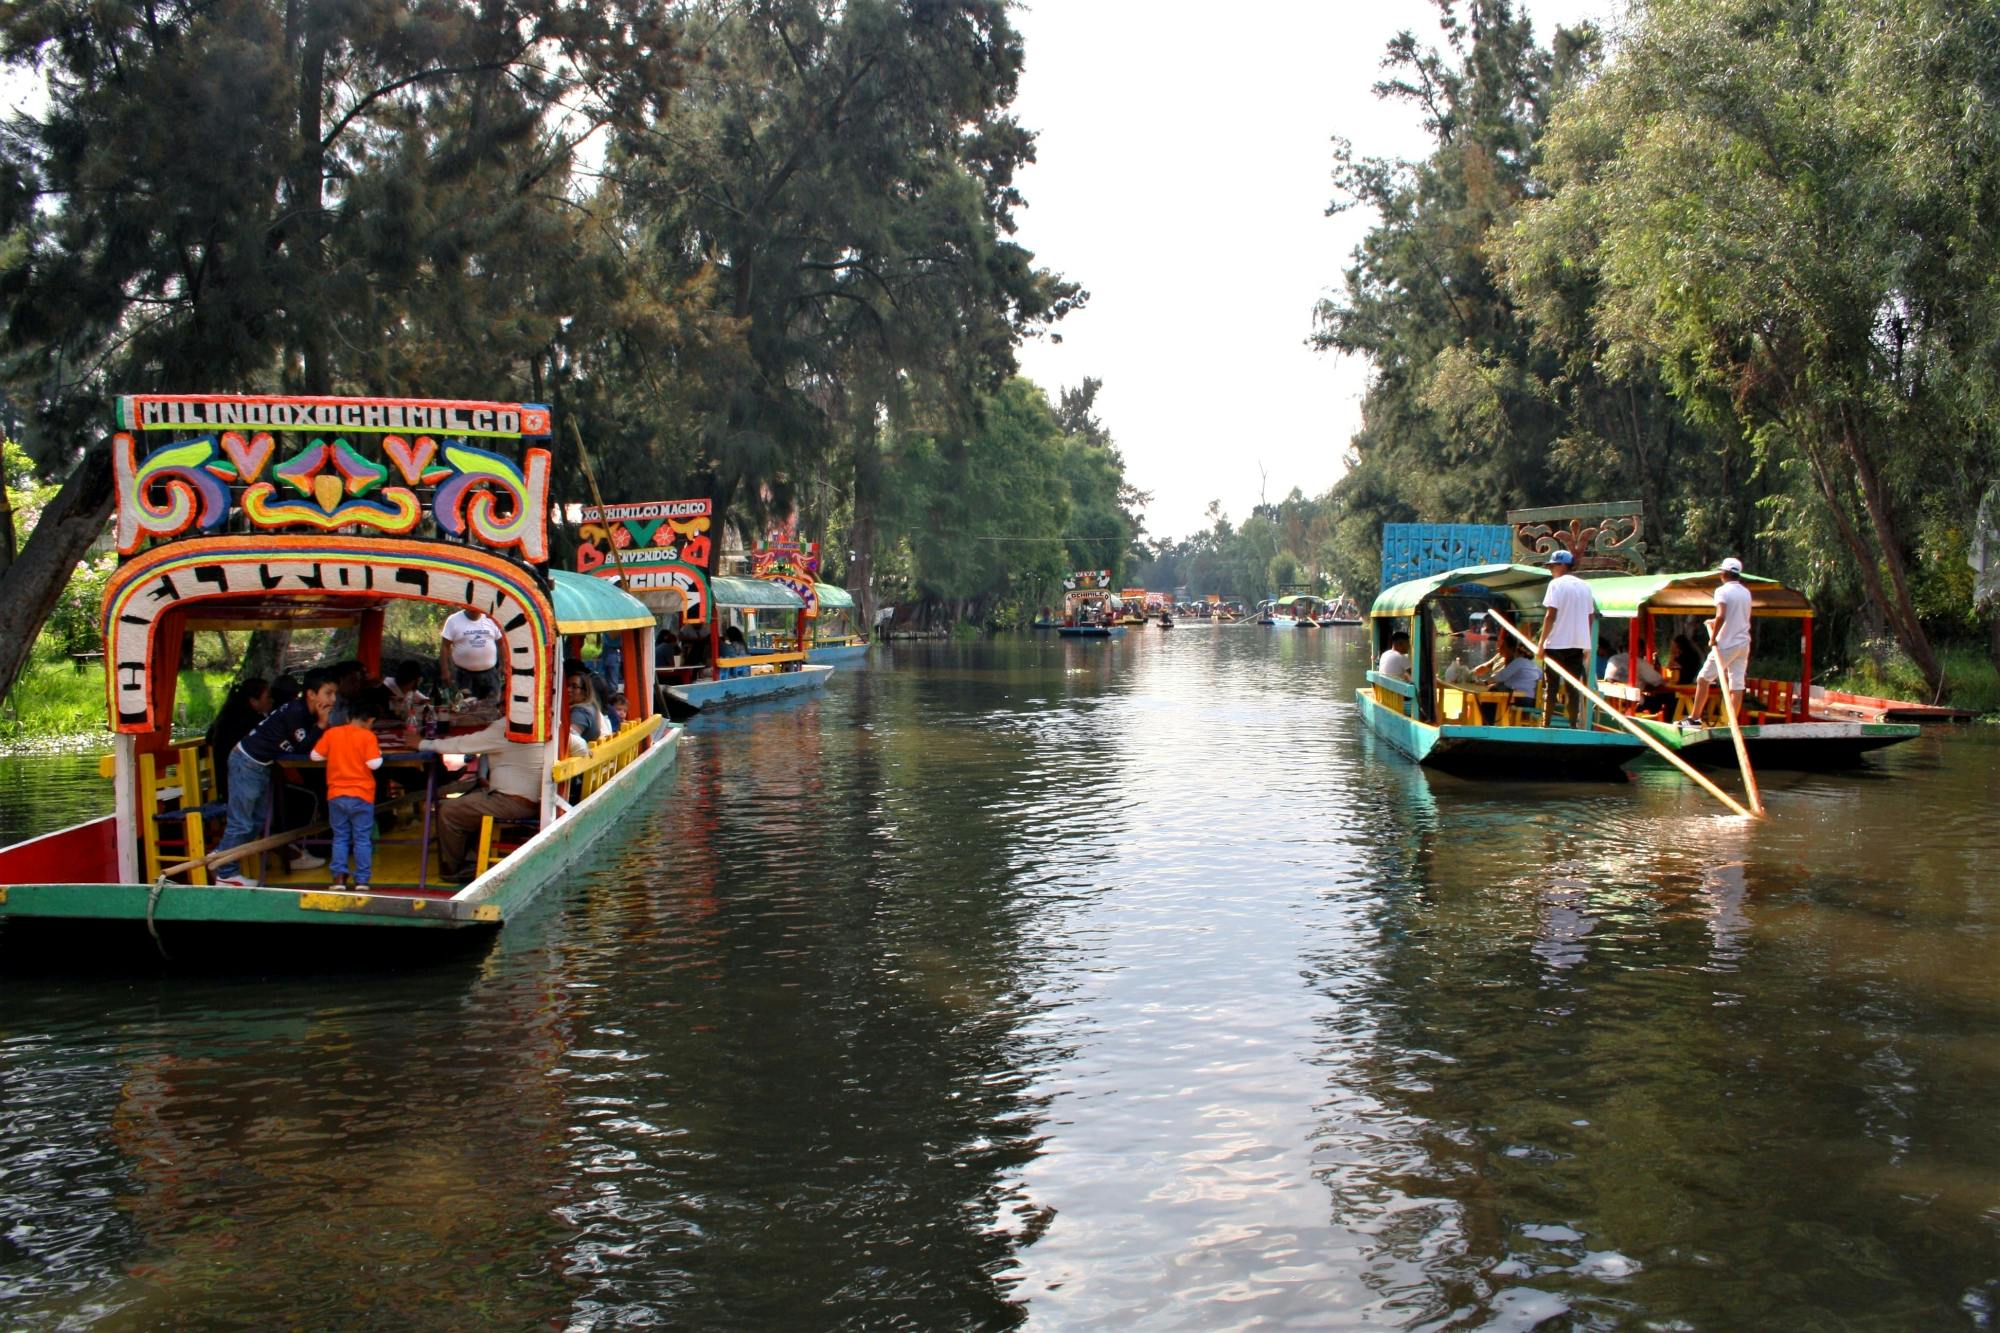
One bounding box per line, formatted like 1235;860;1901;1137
0;635;1996;1327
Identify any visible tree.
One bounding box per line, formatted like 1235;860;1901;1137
0;0;686;699
1506;0;2000;692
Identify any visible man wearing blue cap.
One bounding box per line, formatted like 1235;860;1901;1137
1536;548;1596;728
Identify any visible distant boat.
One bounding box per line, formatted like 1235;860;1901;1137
664;575;836;713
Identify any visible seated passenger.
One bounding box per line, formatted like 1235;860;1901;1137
384;659;428;719
1601;638;1675;714
411;712;542;883
1377;632;1412;680
719;625;751;679
1476;637;1542;698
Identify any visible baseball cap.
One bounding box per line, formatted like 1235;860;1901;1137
1549;550;1575;566
1719;556;1744;573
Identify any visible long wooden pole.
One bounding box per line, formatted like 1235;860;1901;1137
1708;647;1766;816
569;419;631;590
1487;614;1758;818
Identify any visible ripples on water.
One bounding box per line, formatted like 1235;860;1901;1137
1;630;1996;1328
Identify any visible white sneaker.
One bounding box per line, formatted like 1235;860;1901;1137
289;851;328;870
216;874;260;887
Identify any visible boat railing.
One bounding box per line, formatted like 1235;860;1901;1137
716;650;807;673
551;716;659;794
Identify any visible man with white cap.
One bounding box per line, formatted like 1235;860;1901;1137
1535;548;1596;728
1688;557;1753;727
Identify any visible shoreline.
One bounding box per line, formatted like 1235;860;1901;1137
0;731;113;758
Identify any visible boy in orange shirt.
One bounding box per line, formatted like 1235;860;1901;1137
311;694;385;889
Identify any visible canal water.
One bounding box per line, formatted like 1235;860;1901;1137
1;629;1996;1329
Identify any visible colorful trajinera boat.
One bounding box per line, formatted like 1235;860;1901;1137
1588;571;1920;767
1356;564;1647;779
807;582;871;664
0;393;682;937
577;504;834;713
1057;569;1125;638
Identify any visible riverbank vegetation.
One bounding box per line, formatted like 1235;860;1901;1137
1294;0;1997;707
0;0;1121;691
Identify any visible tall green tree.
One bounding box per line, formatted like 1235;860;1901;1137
0;0;684;699
1505;0;2000;692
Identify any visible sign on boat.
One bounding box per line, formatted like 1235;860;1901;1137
0;394;683;942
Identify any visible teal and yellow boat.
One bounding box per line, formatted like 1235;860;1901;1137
1356;564;1647;779
0;393;682;942
1589;571;1920;768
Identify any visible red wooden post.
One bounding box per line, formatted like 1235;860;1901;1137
1800;615;1814;720
358;608;385;678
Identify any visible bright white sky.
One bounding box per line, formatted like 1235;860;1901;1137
1009;0;1613;542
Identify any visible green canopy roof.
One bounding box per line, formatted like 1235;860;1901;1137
1370;563;1552;618
710;574;805;610
1586;571;1801;619
814;581;855;610
549;569;656;633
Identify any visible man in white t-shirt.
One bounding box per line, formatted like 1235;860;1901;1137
1377;631;1412;680
440;604;504;697
1536;549;1596;728
1689;557;1754;727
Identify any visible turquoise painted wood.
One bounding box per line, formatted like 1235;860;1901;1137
1355;688;1646;779
807;642;871;666
1057;625;1124;638
0;726;682;931
668;663;835;712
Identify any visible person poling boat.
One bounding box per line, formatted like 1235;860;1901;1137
0;393;683;943
1584;558;1919;768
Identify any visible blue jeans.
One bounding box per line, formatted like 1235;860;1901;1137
454;665;500;698
328;796;374;885
216;748;272;879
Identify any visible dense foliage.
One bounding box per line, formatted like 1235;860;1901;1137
0;0;1108;690
1304;0;2000;694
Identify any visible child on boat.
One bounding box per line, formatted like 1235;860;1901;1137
214;669;337;887
312;693;385;891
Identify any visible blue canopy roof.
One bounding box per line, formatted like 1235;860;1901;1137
550;570;656;633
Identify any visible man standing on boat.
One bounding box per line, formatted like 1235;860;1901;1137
1689;557;1754;728
1536;549;1597;729
440;603;504;699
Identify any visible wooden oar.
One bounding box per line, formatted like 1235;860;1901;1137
1485;615;1758;818
1707;647;1766;817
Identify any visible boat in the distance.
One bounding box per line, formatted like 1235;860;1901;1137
807;582;871;665
0;392;682;941
1588;571;1920;767
578;504;834;714
1356;563;1647;779
1057;569;1124;637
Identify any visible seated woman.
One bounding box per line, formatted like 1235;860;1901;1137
719;625;751;679
1472;637;1542;718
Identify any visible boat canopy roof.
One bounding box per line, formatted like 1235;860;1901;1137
1586;571;1805;618
711;574;805;610
814;581;856;610
1371;563;1552;618
550;569;655;633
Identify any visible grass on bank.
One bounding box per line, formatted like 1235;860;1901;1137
1821;644;2000;717
1;652;235;743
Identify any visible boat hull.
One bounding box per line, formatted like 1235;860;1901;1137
1356;689;1645;779
1632;717;1920;769
1057;625;1124;638
0;725;681;936
668;663;835;712
807;641;871;666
